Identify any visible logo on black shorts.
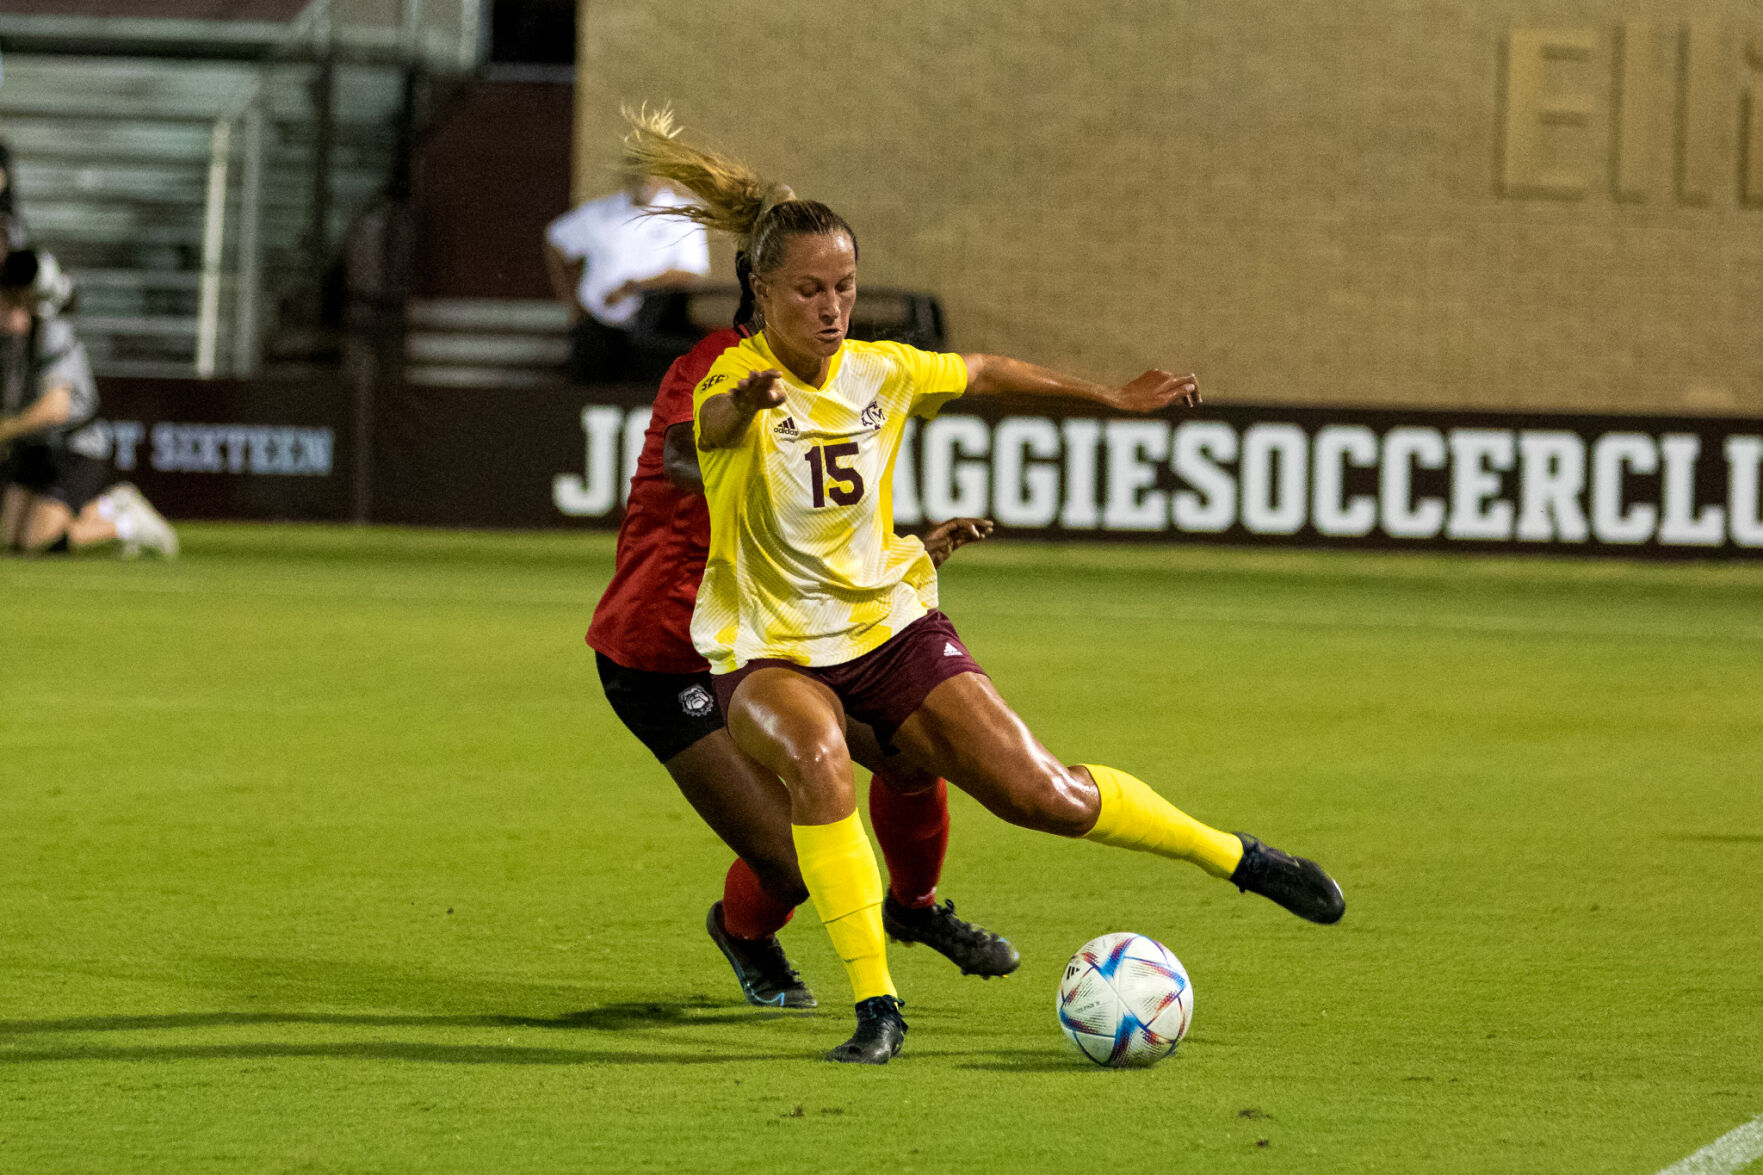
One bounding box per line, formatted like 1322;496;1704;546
679;685;715;717
943;641;962;657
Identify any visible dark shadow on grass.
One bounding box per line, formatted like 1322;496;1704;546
175;955;607;1012
956;1056;1108;1072
0;1042;789;1066
41;955;791;1030
0;1041;1145;1069
956;1052;1193;1072
0;1001;825;1066
937;1044;1086;1072
950;1042;1209;1072
0;1002;761;1037
1662;833;1763;844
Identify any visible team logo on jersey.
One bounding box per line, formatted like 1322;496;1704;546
773;416;798;438
699;373;727;391
943;641;963;658
860;399;885;430
679;685;716;717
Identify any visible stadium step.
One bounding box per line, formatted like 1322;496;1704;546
0;21;442;376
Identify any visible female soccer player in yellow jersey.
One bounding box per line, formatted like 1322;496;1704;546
623;108;1345;1064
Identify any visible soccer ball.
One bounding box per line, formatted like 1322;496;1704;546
1056;932;1194;1068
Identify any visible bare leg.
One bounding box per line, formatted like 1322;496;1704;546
662;728;807;908
667;726;820;1008
673;708;1016;981
67;497;120;549
851;719;948;904
894;673;1345;923
892;672;1100;835
2;486;37;550
845;719;939;793
724;668;856;823
850;713;1020;975
848;721;944;904
663;716;933;906
726;667;904;1060
17;496;76;554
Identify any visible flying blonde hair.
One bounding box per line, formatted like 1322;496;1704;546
618;104;854;277
619;105;789;245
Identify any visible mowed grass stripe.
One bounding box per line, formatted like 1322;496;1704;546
15;557;1762;644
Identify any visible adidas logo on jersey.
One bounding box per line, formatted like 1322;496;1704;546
943;642;962;658
773;416;798;438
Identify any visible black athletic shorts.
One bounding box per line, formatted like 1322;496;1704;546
1;442;110;511
596;652;724;764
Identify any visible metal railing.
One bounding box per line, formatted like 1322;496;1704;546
191;0;481;377
194;92;264;377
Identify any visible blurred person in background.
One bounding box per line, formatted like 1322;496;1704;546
0;248;177;557
544;173;711;383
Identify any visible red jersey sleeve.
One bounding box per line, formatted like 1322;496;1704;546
652;355;702;431
586;327;747;674
655;328;739;431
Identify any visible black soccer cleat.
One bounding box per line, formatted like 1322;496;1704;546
825;995;907;1065
705;902;817;1009
883;895;1022;978
1229;833;1346;924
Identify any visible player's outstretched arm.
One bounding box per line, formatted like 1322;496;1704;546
960;354;1201;413
922;517;994;567
697;369;786;450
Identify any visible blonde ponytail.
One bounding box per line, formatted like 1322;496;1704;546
620;104;780;248
618;104;858;287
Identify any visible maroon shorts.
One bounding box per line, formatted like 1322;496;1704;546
711;609;987;748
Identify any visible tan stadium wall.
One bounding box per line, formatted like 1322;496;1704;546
572;1;1763;416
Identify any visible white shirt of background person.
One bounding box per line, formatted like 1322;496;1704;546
544;178;710;329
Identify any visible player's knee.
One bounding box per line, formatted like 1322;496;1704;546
1032;794;1096;837
992;765;1094;837
776;733;850;792
1036;765;1101;836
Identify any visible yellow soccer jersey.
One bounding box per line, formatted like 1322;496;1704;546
690;332;968;673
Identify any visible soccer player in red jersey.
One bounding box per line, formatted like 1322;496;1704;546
588;315;1016;1010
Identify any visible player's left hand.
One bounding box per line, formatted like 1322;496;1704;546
924;517;995;567
1115;370;1201;413
732;369;787;413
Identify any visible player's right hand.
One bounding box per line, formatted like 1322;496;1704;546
1115;370;1201;412
734;369;787;413
923;517;995;567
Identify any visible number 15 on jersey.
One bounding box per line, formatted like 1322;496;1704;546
804;441;866;507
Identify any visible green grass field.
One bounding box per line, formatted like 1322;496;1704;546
3;525;1760;1173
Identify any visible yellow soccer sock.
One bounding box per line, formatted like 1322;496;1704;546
1079;763;1245;879
792;811;896;1002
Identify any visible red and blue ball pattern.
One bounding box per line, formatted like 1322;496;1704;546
1056;932;1194;1068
